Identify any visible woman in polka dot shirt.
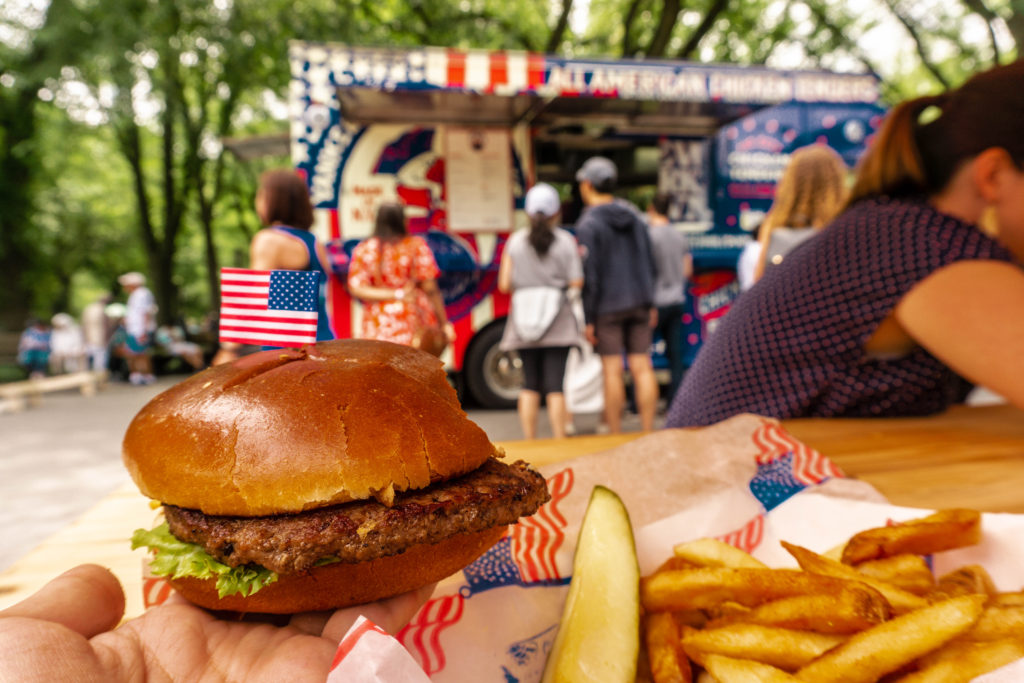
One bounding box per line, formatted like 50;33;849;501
667;60;1024;427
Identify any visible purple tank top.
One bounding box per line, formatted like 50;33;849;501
666;196;1017;427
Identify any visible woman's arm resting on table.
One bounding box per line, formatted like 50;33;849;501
0;564;431;683
896;259;1024;408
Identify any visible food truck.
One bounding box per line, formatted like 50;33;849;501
288;41;884;407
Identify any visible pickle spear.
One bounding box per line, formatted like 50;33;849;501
542;485;640;683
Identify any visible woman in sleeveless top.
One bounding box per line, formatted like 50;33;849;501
667;60;1024;427
347;202;454;348
212;169;334;365
753;144;848;282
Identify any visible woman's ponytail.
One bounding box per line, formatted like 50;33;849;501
528;213;556;256
846;94;946;207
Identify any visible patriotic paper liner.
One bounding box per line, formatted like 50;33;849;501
142;414;1024;681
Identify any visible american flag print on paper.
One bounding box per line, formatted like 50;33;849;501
716;514;766;554
748;420;845;511
219;268;319;348
510;467;573;583
397;593;465;676
461;468;574;595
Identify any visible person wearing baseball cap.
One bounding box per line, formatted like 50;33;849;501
574;156;659;434
498;183;584;439
118;271;157;385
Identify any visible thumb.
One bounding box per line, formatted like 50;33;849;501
0;564;125;638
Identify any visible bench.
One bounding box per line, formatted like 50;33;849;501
0;370;108;413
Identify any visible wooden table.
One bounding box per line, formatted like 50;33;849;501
2;403;1023;618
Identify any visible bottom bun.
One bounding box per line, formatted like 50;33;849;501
168;525;508;614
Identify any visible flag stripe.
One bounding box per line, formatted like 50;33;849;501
220;319;318;331
221;332;316;345
220;308;319;321
221;285;272;295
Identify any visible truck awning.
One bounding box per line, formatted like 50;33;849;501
290;42;880;135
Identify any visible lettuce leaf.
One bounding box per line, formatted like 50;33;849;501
131;523;278;599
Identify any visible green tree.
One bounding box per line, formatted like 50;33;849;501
0;0;94;327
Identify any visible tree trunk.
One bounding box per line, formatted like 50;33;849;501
960;0;1001;62
885;0;951;89
546;0;574;54
647;0;682;58
676;0;730;59
0;87;40;328
621;0;644;56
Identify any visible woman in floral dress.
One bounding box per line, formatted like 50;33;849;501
347;202;454;347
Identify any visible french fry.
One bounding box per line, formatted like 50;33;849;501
991;591;1024;607
644;612;692;683
794;594;986;683
647;510;1021;680
704;587;890;634
682;623;844;671
961;604;1024;641
855;554;934;595
704;601;751;621
840;509;981;565
928;564;996;600
673;538;768;569
655;555;698;574
701;653;802;683
896;638;1024;682
674;609;709;629
641;567;885;612
782;541;928;614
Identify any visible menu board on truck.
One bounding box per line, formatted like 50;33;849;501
445;126;513;232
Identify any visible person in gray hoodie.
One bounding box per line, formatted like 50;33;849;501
574;156;659;433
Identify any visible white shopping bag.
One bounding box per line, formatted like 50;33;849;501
564;297;603;414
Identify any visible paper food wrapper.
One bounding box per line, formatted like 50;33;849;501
145;414;1024;681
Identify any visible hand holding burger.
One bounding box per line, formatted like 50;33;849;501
0;563;432;682
124;339;550;613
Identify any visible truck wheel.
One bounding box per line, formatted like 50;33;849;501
464;321;521;409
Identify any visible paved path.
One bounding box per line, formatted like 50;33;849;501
1;378;170;572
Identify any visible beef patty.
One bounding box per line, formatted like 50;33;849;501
163;458;550;574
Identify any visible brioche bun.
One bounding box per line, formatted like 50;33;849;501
123;340;500;516
167;526;507;614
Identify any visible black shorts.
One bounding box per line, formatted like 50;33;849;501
594;307;652;356
518;346;571;395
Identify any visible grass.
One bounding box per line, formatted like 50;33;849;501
0;363;29;383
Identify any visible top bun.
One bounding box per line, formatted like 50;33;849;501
123;340;501;516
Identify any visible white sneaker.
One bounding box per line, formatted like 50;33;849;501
143;374;156;385
129;373;143;385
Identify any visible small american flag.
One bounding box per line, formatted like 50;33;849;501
219;268;319;348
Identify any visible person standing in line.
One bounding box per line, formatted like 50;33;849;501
81;294;112;372
118;271;157;385
498;183;584;440
213;169;335;365
347;201;455;348
574;156;659;433
646;191;693;404
752;144;848;283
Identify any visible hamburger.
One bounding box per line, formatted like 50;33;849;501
124;339;550;613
